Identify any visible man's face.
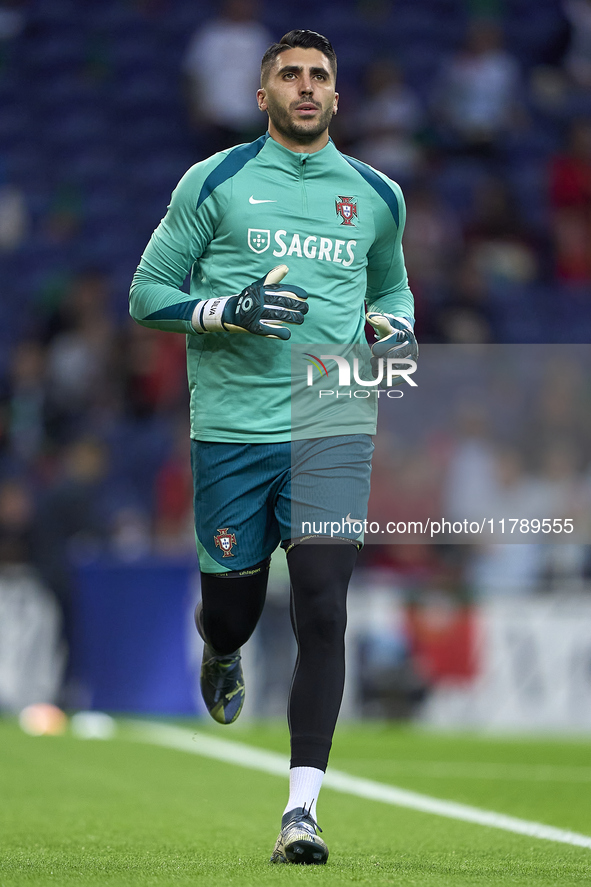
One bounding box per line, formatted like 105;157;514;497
257;48;338;145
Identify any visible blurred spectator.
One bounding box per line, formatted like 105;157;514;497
45;271;115;440
153;420;194;554
182;0;271;153
464;176;540;285
487;445;560;519
368;431;444;529
405;588;478;686
357;592;427;718
0;0;26;41
528;64;572;118
0;477;35;565
0;340;48;465
443;400;498;524
549;118;591;281
468;541;543;599
39;268;107;342
433;18;524;155
0;477;66;711
520;358;591;463
466;446;549;598
529;439;585;523
403;183;463;300
357;59;424;135
120;322;188;420
562;0;591;89
432;251;495;342
347;59;425;181
35;436;110;627
43;183;83;245
111;506;152;561
0;179;27;251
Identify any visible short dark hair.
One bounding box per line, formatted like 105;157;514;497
261;30;337;84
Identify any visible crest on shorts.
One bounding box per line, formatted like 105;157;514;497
248;229;270;253
335;196;357;226
214;528;237;557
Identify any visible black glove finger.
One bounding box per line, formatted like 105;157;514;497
261;306;307;325
264;295;309;315
264;285;309;302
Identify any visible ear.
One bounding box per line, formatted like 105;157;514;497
333;92;339;115
257;88;267;112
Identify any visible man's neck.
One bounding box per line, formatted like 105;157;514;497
268;125;329;154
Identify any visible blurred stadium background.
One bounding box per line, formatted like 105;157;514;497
2;0;591;732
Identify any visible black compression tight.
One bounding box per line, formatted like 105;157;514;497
199;561;270;655
199;540;357;772
286;540;357;771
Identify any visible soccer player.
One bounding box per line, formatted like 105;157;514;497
129;29;415;864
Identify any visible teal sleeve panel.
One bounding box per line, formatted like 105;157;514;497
129;154;228;334
364;174;414;322
197;134;267;207
344;155;399;226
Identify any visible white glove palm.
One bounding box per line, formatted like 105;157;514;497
366;312;418;386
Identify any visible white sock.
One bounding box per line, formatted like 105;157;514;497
283;766;324;822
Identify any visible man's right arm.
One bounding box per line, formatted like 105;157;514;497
129;164;309;340
129;163;217;335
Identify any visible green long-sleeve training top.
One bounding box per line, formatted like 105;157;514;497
129;133;414;442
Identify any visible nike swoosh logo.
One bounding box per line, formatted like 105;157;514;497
346;513;364;523
249;196;277;204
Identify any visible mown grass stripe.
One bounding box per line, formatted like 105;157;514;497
339;759;591;783
125;720;591;851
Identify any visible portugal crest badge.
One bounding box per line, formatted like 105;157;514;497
335;196;358;226
248;228;270;253
214;528;237;557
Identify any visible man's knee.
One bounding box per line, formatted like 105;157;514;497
287;538;357;647
200;559;270;653
295;600;347;651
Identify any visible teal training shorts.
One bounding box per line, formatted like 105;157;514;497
191;434;374;574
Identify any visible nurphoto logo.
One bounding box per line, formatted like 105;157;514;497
303;352;417;398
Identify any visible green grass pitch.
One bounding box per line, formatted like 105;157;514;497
1;717;591;886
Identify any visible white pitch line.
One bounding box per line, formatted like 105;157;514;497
126;720;591;851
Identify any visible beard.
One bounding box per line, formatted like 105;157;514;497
265;97;335;145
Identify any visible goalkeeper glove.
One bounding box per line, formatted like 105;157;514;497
192;265;308;340
366;312;418;387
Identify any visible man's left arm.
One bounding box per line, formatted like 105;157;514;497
365;178;413;322
365;179;417;377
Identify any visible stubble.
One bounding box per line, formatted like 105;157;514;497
265;97;335;145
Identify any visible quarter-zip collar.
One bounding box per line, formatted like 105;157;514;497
260;133;339;178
